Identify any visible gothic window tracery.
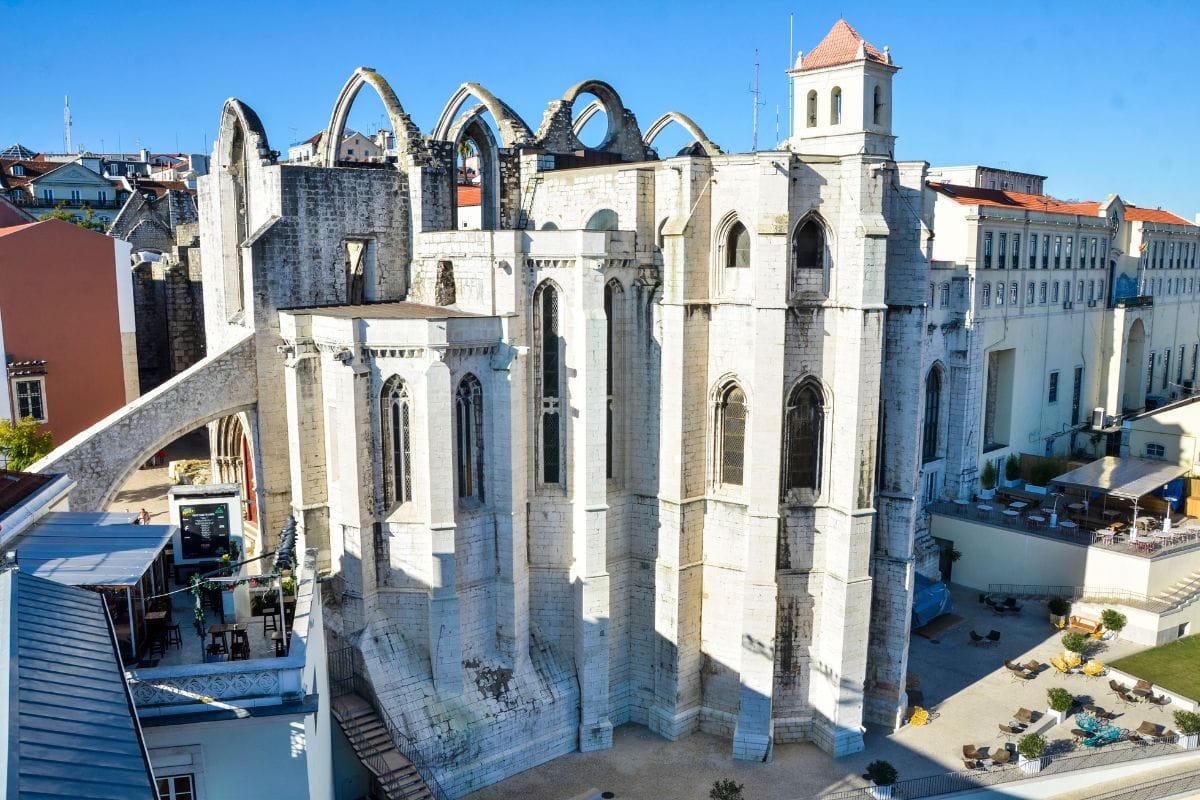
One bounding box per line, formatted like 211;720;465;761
783;381;823;494
715;382;747;487
535;282;563;485
455;374;484;501
381;376;412;507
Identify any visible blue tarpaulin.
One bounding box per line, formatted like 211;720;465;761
912;573;953;627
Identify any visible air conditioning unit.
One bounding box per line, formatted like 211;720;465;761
1091;407;1105;429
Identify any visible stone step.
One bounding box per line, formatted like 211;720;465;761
332;691;435;800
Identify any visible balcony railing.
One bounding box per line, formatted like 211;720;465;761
1116;294;1154;308
11;196;121;209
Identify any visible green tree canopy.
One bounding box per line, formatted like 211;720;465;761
37;202;107;232
0;416;54;471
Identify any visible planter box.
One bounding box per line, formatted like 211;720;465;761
869;785;893;800
979;489;996;500
1018;756;1045;774
1048;708;1066;725
1003;478;1022;489
1025;484;1049;496
1182;734;1199;751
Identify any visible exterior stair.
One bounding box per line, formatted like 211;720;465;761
332;694;435;800
1154;569;1200;613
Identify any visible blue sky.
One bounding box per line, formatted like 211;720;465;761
3;0;1198;217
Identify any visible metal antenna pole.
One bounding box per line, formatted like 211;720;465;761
788;13;794;141
752;49;760;151
63;95;72;153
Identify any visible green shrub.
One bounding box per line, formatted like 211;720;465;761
1017;733;1047;760
1005;453;1022;481
1174;710;1200;736
1047;687;1074;713
980;461;997;490
865;760;898;787
1047;597;1070;616
1031;459;1059;486
710;779;745;800
1061;632;1088;654
1101;609;1127;633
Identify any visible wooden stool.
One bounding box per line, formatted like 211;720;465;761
166;623;183;650
262;606;279;635
230;628;251;661
271;631;287;657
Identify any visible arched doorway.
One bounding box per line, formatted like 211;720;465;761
213;413;259;553
1124;318;1147;412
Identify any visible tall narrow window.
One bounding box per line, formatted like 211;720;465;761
998;232;1007;267
872;85;882;125
1012;233;1021;268
806;90;817;127
1029;233;1038;267
1090;237;1098;268
1147;352;1156;397
938;282;950;308
1039;282;1047;303
1071;366;1083;425
1179;346;1186;385
983;232;993;268
1042;235;1050;268
455;374;484;501
1054;236;1062;268
1192;344;1198;382
1163;350;1171;391
716;383;747;486
830;87;842;124
535;282;563;484
605;280;624;480
793;219;824;270
1064;236;1073;266
982;282;991;307
783;382;823;492
1048;370;1059;403
380;377;412;507
923;368;942;462
726;222;751;269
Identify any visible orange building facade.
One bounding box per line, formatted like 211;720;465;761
0;219;137;448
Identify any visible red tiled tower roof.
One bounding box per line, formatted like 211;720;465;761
799;19;887;70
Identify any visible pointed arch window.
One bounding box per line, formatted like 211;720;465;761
873;85;883;125
783;382;823;493
793;219;824;270
455;374;484;501
830;87;842;125
726;222;750;269
923;367;942;462
535;282;563;485
806;90;818;127
716;383;747;487
381;376;412;507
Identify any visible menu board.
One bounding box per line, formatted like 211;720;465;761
179;502;231;560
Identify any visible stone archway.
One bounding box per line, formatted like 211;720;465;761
641;111;722;158
319;68;425;167
1124;317;1147;411
430;82;534;148
31;333;259;512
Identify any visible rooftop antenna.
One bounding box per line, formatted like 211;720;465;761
775;104;780;148
751;49;763;151
788;13;794;141
63;95;72;153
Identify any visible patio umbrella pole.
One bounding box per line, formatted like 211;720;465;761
126;587;136;659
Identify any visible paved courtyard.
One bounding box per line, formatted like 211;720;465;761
465;586;1181;800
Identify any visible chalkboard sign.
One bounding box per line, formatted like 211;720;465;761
179;502;231;560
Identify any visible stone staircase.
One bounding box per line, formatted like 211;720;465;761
1153;569;1200;613
332;694;435;800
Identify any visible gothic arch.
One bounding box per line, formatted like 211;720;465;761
319;67;423;167
215;98;274;171
430;82;534;148
535;78;648;159
781;376;829;499
641;111;722;157
447;109;500;230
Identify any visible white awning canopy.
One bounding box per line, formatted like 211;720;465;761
1052;456;1187;500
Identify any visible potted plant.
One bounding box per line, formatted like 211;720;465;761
1048;596;1070;628
1174;711;1200;750
1047;687;1075;724
865;760;898;799
979;461;998;500
1061;631;1088;660
1017;733;1048;774
1026;459;1059;496
1004;453;1022;488
710;779;744;800
1101;609;1127;640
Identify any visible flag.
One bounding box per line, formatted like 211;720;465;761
1139;241;1148;253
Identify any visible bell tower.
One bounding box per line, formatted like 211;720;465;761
789;19;899;158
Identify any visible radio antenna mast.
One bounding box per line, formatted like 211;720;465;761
751;49;761;151
63;95;72;153
788;13;794;142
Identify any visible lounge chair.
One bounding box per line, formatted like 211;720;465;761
1136;721;1163;740
1134;679;1154;693
1064;652;1082;669
998;722;1024;736
1148;694;1172;711
1002;597;1022;613
962;758;982;770
1082;660;1105;677
1108;679;1128;693
1070;727;1090;742
991;747;1012;766
969;630;985;646
1051;657;1070;674
963;744;984;766
1024;660;1044;675
986;630;1001;645
1004;659;1024;672
1014;708;1037;725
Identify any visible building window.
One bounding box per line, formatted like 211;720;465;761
156;774;195;800
923;367;942;462
1163;350;1171;391
995;282;1005;306
1029;233;1038;267
983;231;993;268
380;376;412;507
1052;282;1060;303
1147;352;1156;397
11;164;24;176
1077;280;1084;304
1042;235;1050;268
1088;280;1095;302
783;381;823;492
1048;370;1059;403
792;219;824;270
806;90;817;127
1009;282;1018;305
1179;346;1186;385
1090;237;1098;268
98;189;108;204
830;87;842;124
41;188;53;203
1071;366;1083;425
1065;236;1073;266
998;232;1007;267
585;209;619;231
535;282;563;485
1026;282;1035;304
605;279;624;480
1039;281;1047;304
982;282;990;307
1145;442;1166;459
455;374;484;501
1012;233;1021;268
938;282;950;308
69;189;82;202
872;85;882;125
716;382;747;487
726;221;751;269
1054;235;1062;268
13;377;46;422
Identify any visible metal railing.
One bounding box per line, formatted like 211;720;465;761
1088;766;1200;800
985;583;1171;613
819;737;1186;799
11;196;120;209
328;644;450;800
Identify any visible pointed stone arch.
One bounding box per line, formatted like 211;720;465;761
446;106;500;230
319;67;424;167
430;82;534;148
642;111;722;158
215;98;274;171
535;78;649;160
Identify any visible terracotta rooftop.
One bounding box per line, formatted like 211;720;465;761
457;184;481;207
1124;206;1194;226
929;182;1101;217
798;19;888;71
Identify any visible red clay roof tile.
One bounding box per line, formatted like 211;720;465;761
800;19;886;70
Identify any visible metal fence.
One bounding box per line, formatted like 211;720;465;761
986;583;1171;613
328;644;450;800
819;738;1187;800
1088;766;1200;800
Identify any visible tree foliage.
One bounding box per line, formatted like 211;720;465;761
0;417;54;471
710;779;744;800
37;202;107;232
